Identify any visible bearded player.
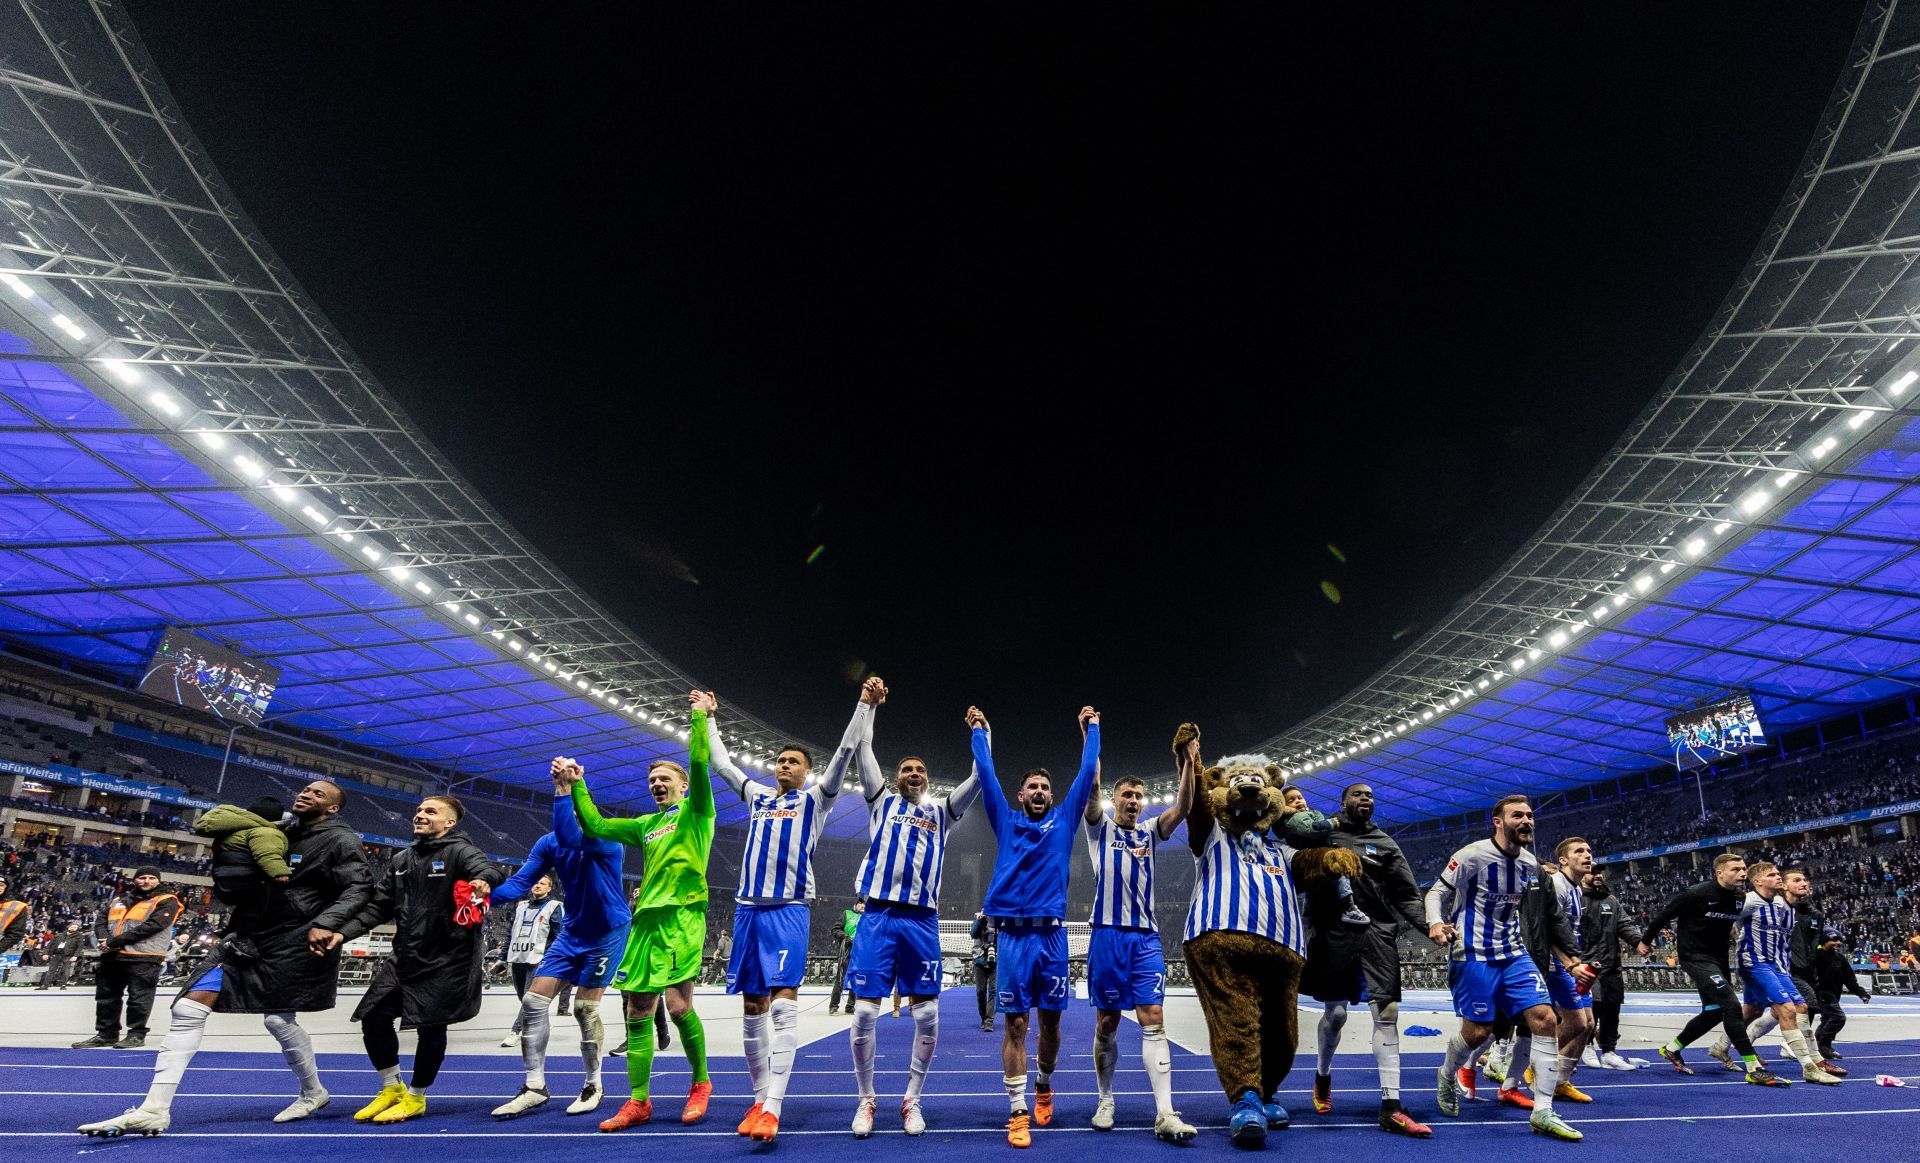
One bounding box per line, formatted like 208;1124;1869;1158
844;679;982;1137
970;704;1102;1148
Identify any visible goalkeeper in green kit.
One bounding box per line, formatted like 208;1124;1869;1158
560;702;717;1132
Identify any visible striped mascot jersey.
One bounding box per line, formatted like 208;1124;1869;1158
1086;813;1158;930
1736;890;1794;969
1427;838;1536;962
1183;825;1304;953
735;780;834;903
855;791;956;909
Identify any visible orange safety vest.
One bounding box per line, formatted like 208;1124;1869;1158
0;899;24;934
106;893;179;958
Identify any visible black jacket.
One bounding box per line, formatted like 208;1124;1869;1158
1813;945;1870;1000
45;932;83;960
201;813;373;1014
341;829;500;1027
1789;902;1823;980
1644;880;1744;965
1520;870;1581;974
1577;886;1644;975
1326;816;1427;931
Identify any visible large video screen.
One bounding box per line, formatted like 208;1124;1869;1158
139;627;279;727
1665;693;1766;771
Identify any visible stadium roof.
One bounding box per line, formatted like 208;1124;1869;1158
0;1;816;822
1259;2;1920;823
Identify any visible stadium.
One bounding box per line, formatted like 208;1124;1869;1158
2;1;1920;1159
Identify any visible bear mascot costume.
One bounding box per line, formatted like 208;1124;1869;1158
1175;723;1361;1147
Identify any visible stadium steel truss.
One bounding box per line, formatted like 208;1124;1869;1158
0;0;814;818
5;4;1920;826
1251;1;1920;820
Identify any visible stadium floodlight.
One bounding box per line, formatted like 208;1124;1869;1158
1511;654;1528;672
413;580;431;595
507;640;524;652
98;360;138;385
1892;371;1918;397
145;390;183;417
1476;678;1489;690
386;565;412;581
333;528;355;543
1809;437;1837;461
48;313;85;340
463;612;480;626
1548;629;1568;648
1527;647;1543;660
270;484;298;505
299;505;325;524
1632;573;1654;593
543;661;558;673
1848;408;1872;430
360;544;383;563
1772;470;1799;489
1446;695;1460;706
0;272;32;299
231;454;264;481
1420;710;1433;721
1738;487;1771;515
1683;537;1705;558
195;430;227;451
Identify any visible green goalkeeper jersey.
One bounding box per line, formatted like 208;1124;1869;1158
571;708;716;911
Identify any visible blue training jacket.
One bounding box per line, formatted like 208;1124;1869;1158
976;722;1100;921
493;791;630;939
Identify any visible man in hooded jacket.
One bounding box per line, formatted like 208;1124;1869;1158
77;780;372;1138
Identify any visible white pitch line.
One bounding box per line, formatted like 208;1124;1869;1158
8;1107;1920;1140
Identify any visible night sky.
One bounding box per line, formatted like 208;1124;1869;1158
125;4;1865;788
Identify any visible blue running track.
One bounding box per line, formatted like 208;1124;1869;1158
6;991;1919;1160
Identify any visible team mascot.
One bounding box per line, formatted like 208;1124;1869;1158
1176;723;1360;1148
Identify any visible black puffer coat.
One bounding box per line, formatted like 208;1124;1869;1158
200;813;372;1014
341;829;499;1026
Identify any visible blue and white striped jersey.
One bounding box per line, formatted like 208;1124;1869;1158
1736;890;1794;969
735;781;833;902
1424;839;1537;962
1087;813;1158;931
707;699;866;906
855;791;958;909
1183;826;1304;953
1552;870;1584;936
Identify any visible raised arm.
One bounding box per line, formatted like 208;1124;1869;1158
1059;707;1102;825
818;688;878;799
695;690;754;801
687;707;715;817
946;748;983;821
1175;729;1221;855
570;772;651;846
1154;728;1200;841
968;707;1007;831
491;834;555;906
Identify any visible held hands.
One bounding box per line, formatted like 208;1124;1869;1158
860;676;888;705
1171;722;1201;766
965;706;987;731
1078;705;1100;734
1428;921;1456;948
549;756;583;793
688;689;718;714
